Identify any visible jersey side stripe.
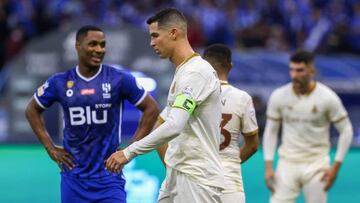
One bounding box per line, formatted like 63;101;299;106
118;101;123;145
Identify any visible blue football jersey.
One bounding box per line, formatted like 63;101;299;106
34;64;146;179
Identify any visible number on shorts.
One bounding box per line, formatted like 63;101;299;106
220;113;232;150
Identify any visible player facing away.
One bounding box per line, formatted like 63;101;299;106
263;50;353;203
105;8;225;202
25;25;159;203
203;44;259;203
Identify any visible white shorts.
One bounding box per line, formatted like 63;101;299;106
157;167;222;203
271;157;330;203
221;192;245;203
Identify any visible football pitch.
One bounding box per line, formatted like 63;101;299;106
0;145;359;203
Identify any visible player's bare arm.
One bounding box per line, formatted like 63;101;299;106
322;116;353;190
25;98;75;170
130;94;160;142
240;130;259;163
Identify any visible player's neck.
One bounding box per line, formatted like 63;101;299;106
294;80;316;95
171;40;195;68
78;64;101;78
218;73;228;81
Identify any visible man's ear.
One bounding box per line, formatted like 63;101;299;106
75;41;80;51
170;28;177;40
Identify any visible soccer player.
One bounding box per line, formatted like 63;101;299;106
25;25;159;203
105;8;225;202
263;50;353;203
203;44;259;203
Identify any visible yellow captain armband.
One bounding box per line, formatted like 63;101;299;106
172;94;197;114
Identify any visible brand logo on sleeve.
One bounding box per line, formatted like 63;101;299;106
37;81;49;96
102;83;111;99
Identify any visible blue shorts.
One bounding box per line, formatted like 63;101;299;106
61;174;126;203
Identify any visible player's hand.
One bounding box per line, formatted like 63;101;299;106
265;167;276;193
321;164;340;191
105;150;129;173
46;146;75;170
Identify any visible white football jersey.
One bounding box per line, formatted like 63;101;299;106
161;54;225;189
219;82;258;193
267;82;348;162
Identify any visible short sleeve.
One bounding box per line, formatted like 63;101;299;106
34;76;58;109
176;71;216;105
121;72;146;106
328;92;348;122
242;96;259;134
266;90;282;121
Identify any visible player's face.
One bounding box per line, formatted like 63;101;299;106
289;62;314;90
148;22;173;58
76;31;106;68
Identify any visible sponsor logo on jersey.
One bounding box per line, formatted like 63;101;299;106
81;88;95;95
221;99;226;106
69;106;107;125
67;80;74;89
102;83;111;99
37;81;49;96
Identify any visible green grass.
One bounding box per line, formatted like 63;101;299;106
0;145;359;203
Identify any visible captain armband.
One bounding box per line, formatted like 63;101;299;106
172;94;197;114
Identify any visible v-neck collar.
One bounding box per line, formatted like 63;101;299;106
76;64;103;82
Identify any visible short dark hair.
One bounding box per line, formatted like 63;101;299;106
290;50;315;65
76;25;103;41
146;8;187;29
203;43;232;65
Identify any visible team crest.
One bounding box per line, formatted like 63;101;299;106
102;83;111;99
67;80;74;89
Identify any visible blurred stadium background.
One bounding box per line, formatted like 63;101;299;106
0;0;359;202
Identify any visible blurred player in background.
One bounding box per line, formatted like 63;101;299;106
25;25;159;203
203;44;259;203
263;50;353;203
105;8;225;202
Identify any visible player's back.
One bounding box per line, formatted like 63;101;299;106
219;83;258;193
35;64;146;179
163;55;224;189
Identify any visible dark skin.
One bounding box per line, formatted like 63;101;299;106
25;30;160;172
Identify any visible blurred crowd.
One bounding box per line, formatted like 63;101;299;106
1;0;360;70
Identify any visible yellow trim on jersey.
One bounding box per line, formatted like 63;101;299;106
333;115;348;123
267;115;281;121
158;116;165;124
175;53;200;72
243;128;259;137
172;94;197;114
220;80;229;86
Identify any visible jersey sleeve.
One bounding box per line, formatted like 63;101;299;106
241;96;259;135
327;92;348;122
176;71;216;105
266;90;282;121
121;72;146;106
33;75;58;109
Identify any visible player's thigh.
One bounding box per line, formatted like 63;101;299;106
221;192;245;203
271;160;301;203
172;172;222;203
303;172;327;203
